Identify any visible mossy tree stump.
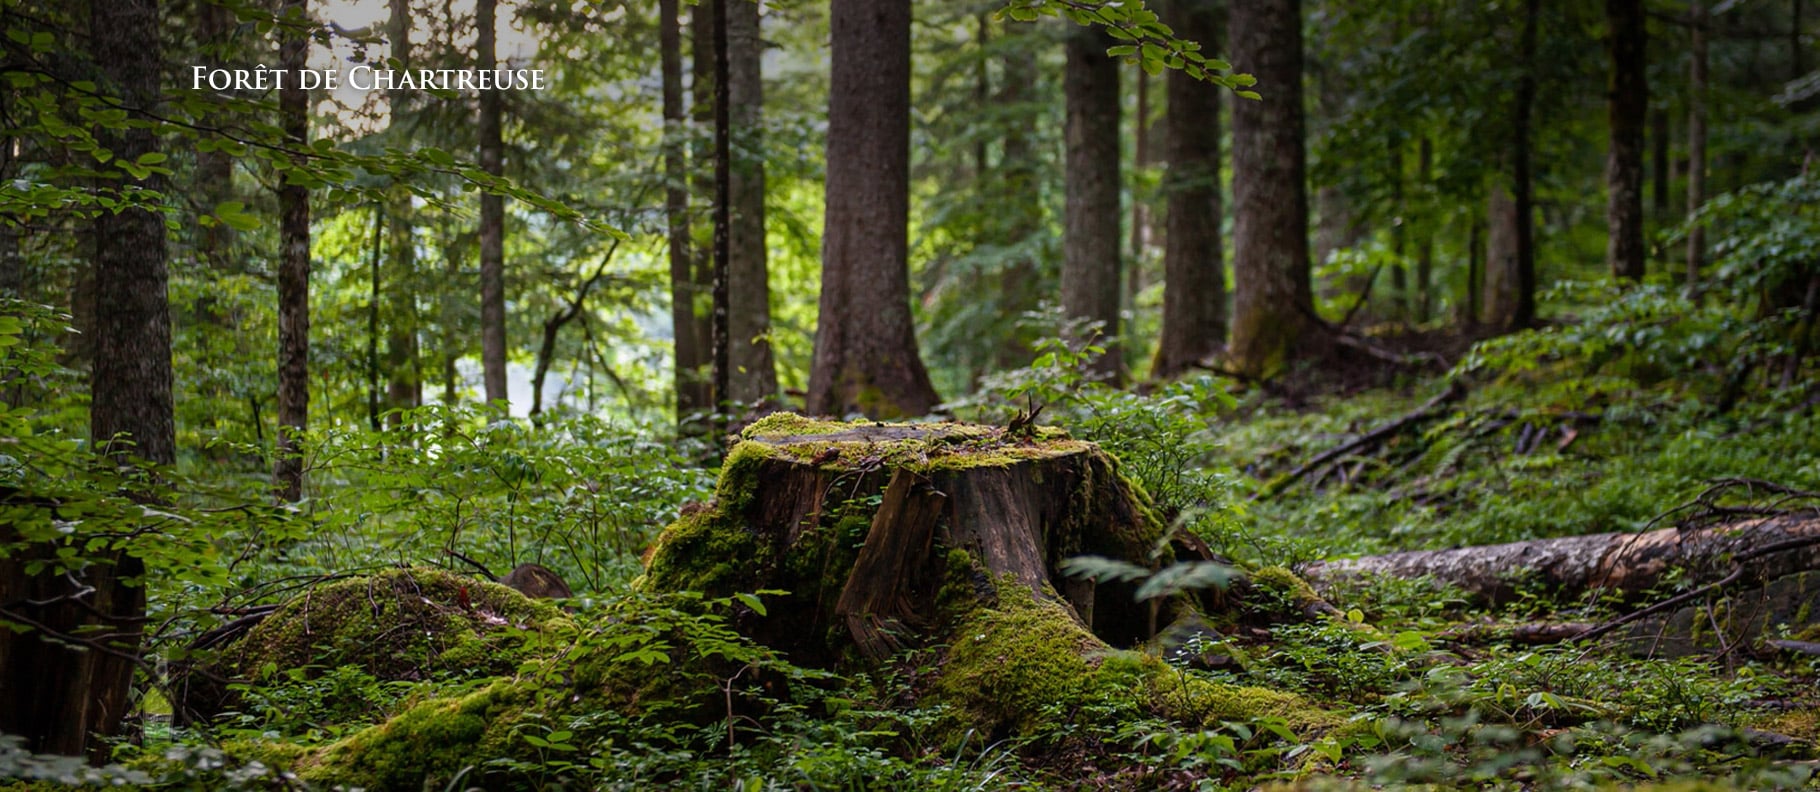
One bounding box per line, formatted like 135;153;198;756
644;414;1333;740
644;414;1174;661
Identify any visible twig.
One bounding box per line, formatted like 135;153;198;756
1260;381;1466;499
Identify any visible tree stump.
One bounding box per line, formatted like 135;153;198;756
643;414;1170;659
642;414;1336;739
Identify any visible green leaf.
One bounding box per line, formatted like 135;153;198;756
735;592;767;616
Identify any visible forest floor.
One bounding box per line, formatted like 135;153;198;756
12;351;1820;791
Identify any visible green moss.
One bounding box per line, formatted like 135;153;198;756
741;412;864;438
1249;566;1322;607
642;507;762;594
301;680;530;792
229;568;564;687
935;580;1339;741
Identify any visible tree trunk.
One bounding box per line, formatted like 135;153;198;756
710;0;731;415
1416;137;1433;323
477;0;509;405
1686;0;1708;296
661;0;708;424
1129;66;1151;312
385;0;419;422
1605;0;1648;282
0;0;168;761
1227;0;1318;379
806;0;939;419
689;2;716;402
726;0;777;406
1482;181;1521;330
1507;0;1540;331
993;39;1042;370
1062;25;1123;385
1650;108;1669;220
273;0;311;503
1153;0;1225;380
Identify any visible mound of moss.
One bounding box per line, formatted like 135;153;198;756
229;568;565;685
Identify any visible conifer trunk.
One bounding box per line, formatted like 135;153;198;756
1062;25;1123;385
477;0;509;405
1153;0;1226;380
274;0;311;502
1605;0;1648;282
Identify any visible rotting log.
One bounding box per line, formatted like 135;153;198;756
1306;515;1820;604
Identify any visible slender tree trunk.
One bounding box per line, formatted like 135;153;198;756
689;2;716;397
477;0;508;405
994;39;1042;370
1153;0;1225;380
1509;0;1540;330
0;0;168;760
195;0;235;272
1483;181;1521;330
1650;108;1669;219
661;0;706;423
1462;214;1483;328
1605;0;1648;282
1062;25;1123;384
274;0;311;503
1129;66;1151;312
1228;0;1318;379
386;0;419;421
807;0;939;418
726;0;777;406
367;206;384;431
1687;0;1708;296
1388;137;1407;322
1416;137;1433;323
710;0;731;414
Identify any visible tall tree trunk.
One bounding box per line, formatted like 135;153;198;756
726;0;777;406
806;0;939;418
274;0;311;503
0;0;166;762
477;0;509;404
1062;25;1122;385
710;0;731;414
1228;0;1318;379
386;0;419;422
194;0;235;272
1129;67;1151;312
689;2;716;402
1508;0;1540;330
1416;137;1433;323
1153;0;1225;380
994;39;1042;370
1461;213;1483;328
1605;0;1648;282
1388;137;1407;322
1650;108;1669;219
661;0;707;423
1483;181;1522;330
1687;0;1708;296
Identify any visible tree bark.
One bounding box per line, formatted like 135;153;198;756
1416;137;1433;323
993;38;1042;370
1153;0;1226;380
0;0;168;761
1227;0;1318;379
806;0;939;418
726;0;777;406
1306;515;1820;607
1605;0;1648;282
689;2;716;402
386;0;419;422
1507;0;1540;330
710;0;731;415
1482;180;1522;330
477;0;509;405
274;0;311;503
661;0;708;423
1062;25;1123;385
1686;0;1708;296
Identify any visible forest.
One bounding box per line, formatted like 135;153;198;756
1;0;1818;788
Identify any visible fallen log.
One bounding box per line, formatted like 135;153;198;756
1304;515;1820;606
